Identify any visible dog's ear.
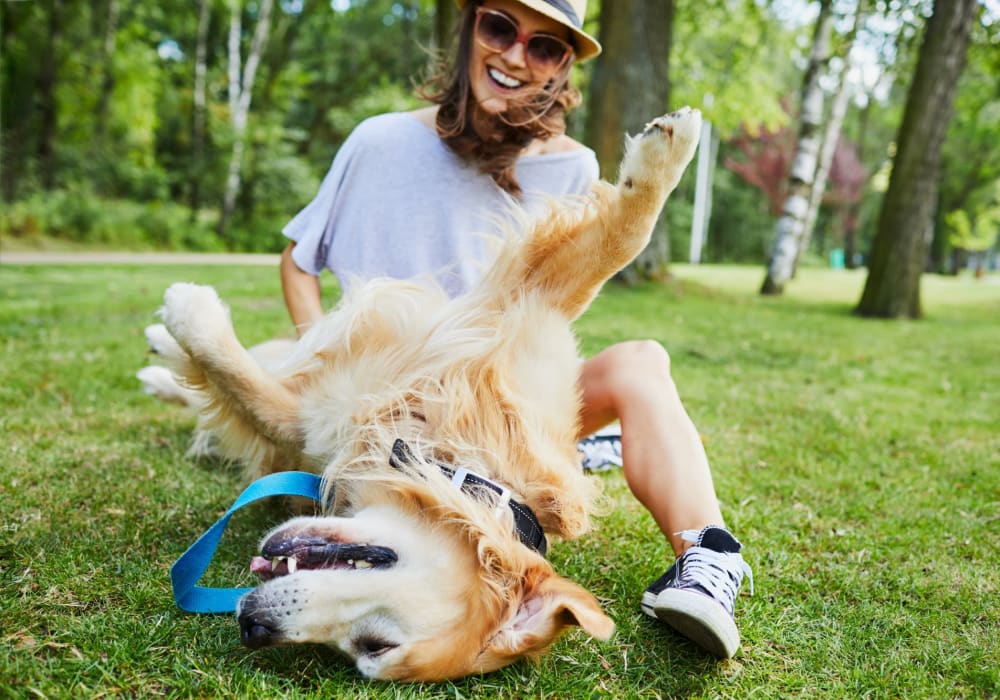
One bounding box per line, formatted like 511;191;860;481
479;573;614;668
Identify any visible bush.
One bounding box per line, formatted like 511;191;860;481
0;187;224;251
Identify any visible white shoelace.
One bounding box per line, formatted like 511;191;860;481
677;529;754;614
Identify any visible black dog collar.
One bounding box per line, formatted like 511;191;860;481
389;439;548;556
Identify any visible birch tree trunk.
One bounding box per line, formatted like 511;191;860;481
584;0;674;283
855;0;978;319
760;0;834;295
218;0;274;239
794;4;867;275
189;0;211;221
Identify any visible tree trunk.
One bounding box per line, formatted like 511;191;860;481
218;0;274;240
435;0;457;53
93;0;120;145
584;0;674;283
689;117;716;264
855;0;977;319
844;97;872;270
189;0;212;221
760;0;834;295
795;3;867;275
38;0;65;191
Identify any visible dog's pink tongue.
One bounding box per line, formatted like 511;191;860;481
250;556;271;575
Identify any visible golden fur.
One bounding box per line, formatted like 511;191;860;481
142;108;701;680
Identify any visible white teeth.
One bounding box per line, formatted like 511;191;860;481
287;557;298;573
271;556;283;572
489;67;522;88
355;560;373;569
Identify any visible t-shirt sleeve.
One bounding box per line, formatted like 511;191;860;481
281;134;360;276
576;149;600;193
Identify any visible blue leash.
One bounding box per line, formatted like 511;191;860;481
170;471;325;614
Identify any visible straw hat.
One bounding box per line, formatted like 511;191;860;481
455;0;602;60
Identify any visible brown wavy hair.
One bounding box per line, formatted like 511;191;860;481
418;1;582;198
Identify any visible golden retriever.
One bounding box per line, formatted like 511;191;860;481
142;108;701;681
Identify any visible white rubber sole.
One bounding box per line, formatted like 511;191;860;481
644;588;740;658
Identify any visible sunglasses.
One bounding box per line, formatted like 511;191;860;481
474;7;574;73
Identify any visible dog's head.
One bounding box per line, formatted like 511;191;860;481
236;493;613;681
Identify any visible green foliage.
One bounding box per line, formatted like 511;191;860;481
946;196;1000;253
0;187;224;252
0;0;996;268
936;17;1000;262
1;262;998;697
702;166;775;263
671;0;795;138
324;82;425;144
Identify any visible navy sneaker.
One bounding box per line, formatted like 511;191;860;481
577;432;623;472
641;526;753;658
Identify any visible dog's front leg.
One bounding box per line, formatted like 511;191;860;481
516;108;702;320
159;283;303;452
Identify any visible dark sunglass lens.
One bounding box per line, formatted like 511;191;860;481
478;12;517;50
528;36;569;68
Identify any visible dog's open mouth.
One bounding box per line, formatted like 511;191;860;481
250;534;397;581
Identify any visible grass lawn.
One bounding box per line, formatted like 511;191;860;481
1;262;997;698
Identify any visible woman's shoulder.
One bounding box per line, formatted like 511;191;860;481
527;133;587;157
348;110;432;142
520;135;598;177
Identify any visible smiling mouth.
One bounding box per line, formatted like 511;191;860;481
250;534;398;581
488;66;524;90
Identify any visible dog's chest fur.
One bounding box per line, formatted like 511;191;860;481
286;279;591;535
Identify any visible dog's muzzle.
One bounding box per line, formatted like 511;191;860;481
236;592;285;648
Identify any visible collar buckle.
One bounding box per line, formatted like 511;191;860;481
449;467;513;519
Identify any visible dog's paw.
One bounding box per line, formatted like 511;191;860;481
144;323;187;363
159;283;230;350
642;106;702;153
619;107;701;194
136;365;198;407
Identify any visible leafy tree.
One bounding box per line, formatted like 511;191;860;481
585;0;675;283
932;14;1000;272
760;0;836;295
856;0;980;319
723;108;866;255
218;0;275;239
945;189;1000;276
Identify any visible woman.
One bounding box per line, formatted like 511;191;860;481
280;0;752;659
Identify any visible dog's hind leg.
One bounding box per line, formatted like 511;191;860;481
159;283;303;464
491;108;702;320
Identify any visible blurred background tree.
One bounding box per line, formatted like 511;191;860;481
1;0;997;290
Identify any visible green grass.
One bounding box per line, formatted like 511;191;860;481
1;262;997;698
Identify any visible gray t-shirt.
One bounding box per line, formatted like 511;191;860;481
283;112;599;297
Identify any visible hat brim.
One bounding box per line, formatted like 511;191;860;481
455;0;602;61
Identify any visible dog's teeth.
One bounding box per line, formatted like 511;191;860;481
355;560;373;569
287;557;298;573
271;557;282;572
347;559;354;567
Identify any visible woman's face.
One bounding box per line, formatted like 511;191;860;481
468;0;574;115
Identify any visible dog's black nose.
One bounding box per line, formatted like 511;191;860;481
239;612;278;648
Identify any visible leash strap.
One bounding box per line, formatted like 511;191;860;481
170;471;324;614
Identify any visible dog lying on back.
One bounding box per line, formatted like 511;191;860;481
141;108;701;681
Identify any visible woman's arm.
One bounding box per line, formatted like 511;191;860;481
280;242;325;336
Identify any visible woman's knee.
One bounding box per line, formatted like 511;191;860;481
610;339;672;378
585;340;674;394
